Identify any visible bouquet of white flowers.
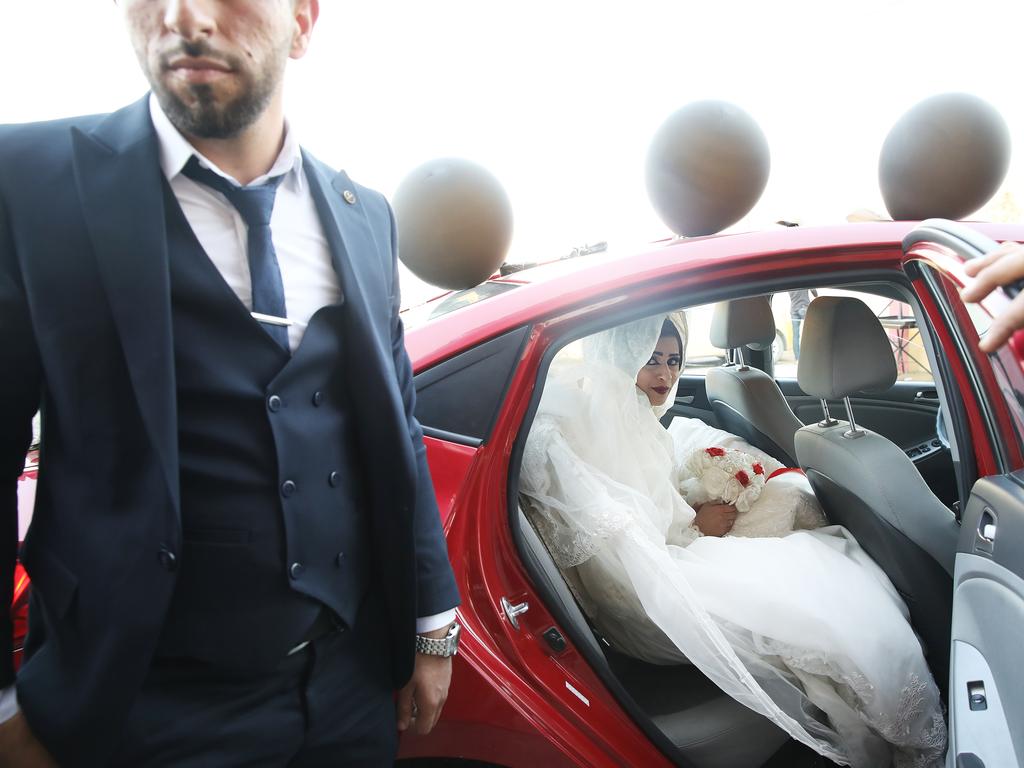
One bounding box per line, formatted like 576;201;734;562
678;446;767;512
678;446;826;538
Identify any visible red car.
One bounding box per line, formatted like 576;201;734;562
14;219;1024;767
393;218;1024;768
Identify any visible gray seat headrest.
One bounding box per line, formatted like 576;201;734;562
797;297;897;399
710;296;776;350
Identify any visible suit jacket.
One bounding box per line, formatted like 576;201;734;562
0;96;459;765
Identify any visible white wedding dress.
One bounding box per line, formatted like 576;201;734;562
520;313;946;768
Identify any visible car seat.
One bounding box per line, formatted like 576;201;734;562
794;296;957;694
706;296;804;467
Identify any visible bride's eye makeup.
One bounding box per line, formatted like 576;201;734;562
645;353;682;369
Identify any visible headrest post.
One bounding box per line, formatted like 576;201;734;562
735;347;747;370
843;396;865;439
818;399;839;427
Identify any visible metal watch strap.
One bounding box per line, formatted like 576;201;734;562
415;623;460;657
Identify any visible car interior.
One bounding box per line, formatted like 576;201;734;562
510;273;966;768
704;295;804;468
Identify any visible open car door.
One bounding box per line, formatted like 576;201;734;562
904;220;1024;768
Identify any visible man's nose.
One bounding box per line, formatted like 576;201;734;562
163;0;217;41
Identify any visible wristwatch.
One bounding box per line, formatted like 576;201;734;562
415;622;461;657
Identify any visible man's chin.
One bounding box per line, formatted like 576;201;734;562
155;88;242;139
153;71;274;141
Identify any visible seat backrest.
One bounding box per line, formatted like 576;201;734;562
706;296;803;466
795;296;958;694
795;424;956;694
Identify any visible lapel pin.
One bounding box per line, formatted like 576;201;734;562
342;189;357;205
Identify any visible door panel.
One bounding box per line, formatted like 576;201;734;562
951;474;1024;767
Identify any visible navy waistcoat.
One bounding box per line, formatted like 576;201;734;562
155;182;372;673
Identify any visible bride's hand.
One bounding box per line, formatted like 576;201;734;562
693;503;738;537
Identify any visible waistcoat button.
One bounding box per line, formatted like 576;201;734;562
267;395;282;412
312;391;323;407
336;552;345;568
328;471;340;487
289;562;305;579
158;546;178;572
281;480;297;497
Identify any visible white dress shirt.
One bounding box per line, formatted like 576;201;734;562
150;96;340;351
0;102;453;725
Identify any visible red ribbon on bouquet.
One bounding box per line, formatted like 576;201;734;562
767;467;806;481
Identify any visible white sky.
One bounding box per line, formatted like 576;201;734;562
4;1;1024;305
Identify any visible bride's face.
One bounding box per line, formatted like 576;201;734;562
636;334;682;406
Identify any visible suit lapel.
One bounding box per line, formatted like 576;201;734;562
303;157;417;497
303;155;384;334
71;96;180;514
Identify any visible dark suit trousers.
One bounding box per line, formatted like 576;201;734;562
109;601;397;767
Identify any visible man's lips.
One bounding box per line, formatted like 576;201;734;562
652;386;671;395
166;57;233;83
168;55;231;72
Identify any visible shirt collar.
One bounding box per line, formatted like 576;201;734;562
149;93;304;192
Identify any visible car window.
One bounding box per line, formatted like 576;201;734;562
413;325;530;445
683;290;933;383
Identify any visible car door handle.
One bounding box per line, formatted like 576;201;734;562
975;508;997;555
914;389;939;404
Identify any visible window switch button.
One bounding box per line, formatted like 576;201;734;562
967;680;987;711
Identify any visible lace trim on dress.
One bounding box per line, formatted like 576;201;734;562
886;675;947;768
754;636;946;767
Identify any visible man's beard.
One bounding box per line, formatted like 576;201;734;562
149;41;284;139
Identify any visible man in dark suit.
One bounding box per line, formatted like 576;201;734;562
0;1;460;765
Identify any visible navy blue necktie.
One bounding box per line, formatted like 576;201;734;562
182;156;290;352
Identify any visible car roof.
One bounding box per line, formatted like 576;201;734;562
405;221;1024;372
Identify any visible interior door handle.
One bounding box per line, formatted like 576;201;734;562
975;508;997;555
914;389;939;404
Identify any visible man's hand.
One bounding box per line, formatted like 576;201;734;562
693;502;738;537
396;626;453;736
961;240;1024;352
0;712;58;768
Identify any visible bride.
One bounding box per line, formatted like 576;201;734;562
520;311;946;768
